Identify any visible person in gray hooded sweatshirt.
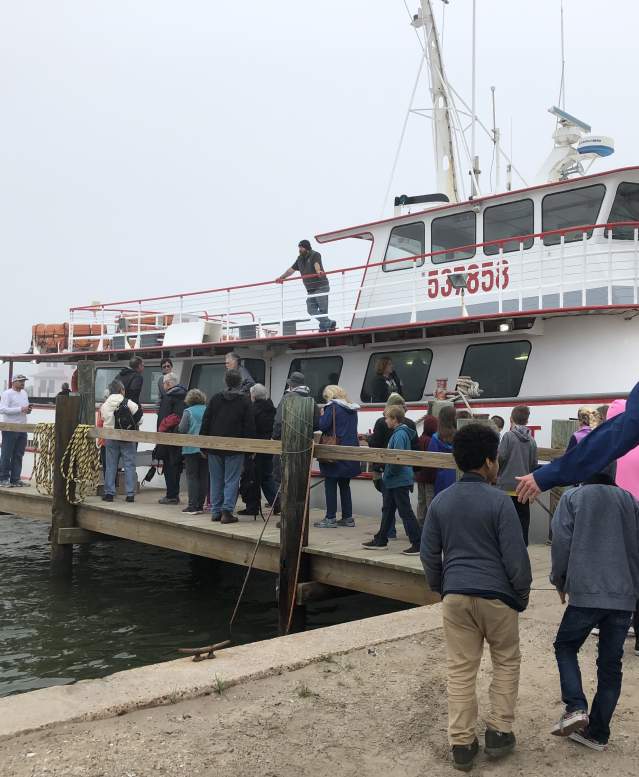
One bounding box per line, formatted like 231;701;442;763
497;404;538;545
549;463;639;751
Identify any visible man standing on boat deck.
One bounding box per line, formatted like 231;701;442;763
276;240;336;332
0;374;32;488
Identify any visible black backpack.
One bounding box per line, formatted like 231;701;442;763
114;397;136;430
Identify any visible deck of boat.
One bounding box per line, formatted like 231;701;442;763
0;484;550;606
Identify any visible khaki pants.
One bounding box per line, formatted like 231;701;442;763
416;481;434;527
442;594;521;745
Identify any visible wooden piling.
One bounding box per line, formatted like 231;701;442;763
77;362;96;425
278;392;315;635
50;395;80;574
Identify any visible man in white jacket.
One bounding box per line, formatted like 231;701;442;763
100;380;139;503
0;374;32;487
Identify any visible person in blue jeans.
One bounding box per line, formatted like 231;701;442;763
0;374;32;487
100;380;140;503
314;385;360;528
550;464;639;750
200;369;255;524
362;404;422;555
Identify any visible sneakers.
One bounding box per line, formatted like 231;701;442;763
125;496;135;503
336;517;355;527
102;494;114;502
361;539;388;550
569;729;607;751
484;728;516;758
451;739;479;772
220;510;238;524
401;544;420;555
211;513;221;522
158;497;179;505
628;626;636;638
551;709;589;737
591;627;600;636
313;518;337;528
0;480;10;488
11;480;26;487
182;506;203;515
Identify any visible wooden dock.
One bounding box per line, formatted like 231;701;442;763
0;484;439;606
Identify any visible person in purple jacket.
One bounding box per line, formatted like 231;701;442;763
516;381;639;503
566;407;594;452
314;385;360;528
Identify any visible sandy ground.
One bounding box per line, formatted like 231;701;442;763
2;601;638;777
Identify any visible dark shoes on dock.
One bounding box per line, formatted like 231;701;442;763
221;510;238;524
158;497;179;505
451;739;478;771
102;494;134;503
452;730;515;771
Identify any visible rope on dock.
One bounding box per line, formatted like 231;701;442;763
32;423;56;495
59;424;101;505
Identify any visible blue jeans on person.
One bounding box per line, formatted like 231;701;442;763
554;605;632;744
0;431;27;484
324;477;352;521
104;439;137;497
375;484;421;546
208;453;243;515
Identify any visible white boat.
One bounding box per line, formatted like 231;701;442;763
3;2;637;541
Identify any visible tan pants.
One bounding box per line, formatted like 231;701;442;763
442;594;521;745
416;481;434;527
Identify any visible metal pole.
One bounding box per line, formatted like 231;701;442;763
471;0;477;166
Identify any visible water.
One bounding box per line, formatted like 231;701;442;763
0;515;411;697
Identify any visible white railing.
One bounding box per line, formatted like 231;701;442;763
62;222;639;352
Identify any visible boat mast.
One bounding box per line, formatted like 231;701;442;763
415;0;460;203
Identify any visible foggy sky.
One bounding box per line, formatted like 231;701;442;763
0;0;635;368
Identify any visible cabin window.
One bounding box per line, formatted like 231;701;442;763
360;349;433;403
190;359;265;398
287;356;343;404
605;182;639;239
483;199;534;255
95;366;163;405
431;211;476;263
542;184;606;245
459;341;531;398
382;222;425;272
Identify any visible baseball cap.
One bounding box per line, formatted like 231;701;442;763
287;371;305;387
12;374;28;382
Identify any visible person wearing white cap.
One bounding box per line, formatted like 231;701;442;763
0;374;32;487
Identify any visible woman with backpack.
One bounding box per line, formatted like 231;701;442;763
100;379;141;503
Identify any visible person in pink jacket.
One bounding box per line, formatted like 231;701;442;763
606;399;639;655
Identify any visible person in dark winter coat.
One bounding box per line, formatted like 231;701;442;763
362;405;422;554
156;373;187;505
369;356;403;403
497;405;538;545
200;369;256;524
117;356;145;406
415;414;439;527
314;386;360;529
238;384;278;517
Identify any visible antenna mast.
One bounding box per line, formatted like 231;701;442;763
413;0;460;203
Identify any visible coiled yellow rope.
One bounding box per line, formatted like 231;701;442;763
32;423;56;495
59;424;101;505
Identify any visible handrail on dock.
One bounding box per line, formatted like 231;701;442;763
1;421;564;469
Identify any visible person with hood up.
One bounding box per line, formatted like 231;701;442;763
224;352;255;395
497;405;538;546
200;368;255;524
427;405;458;496
117;356;145;406
272;371;318;441
156;372;187;505
362;404;422;554
314;385;360;529
100;380;141;503
238;384;278;517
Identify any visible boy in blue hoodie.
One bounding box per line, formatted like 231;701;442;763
362;405;422;555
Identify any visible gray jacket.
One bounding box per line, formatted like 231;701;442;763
497;425;538;493
421;473;532;611
550;483;639;611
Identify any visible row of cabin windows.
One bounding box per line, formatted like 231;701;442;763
382;181;639;271
94;342;531;407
